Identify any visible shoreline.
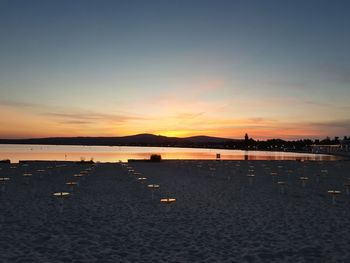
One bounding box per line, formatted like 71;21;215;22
0;142;342;156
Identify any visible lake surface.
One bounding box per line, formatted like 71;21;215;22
0;144;340;163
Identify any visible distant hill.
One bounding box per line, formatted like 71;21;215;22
0;133;237;147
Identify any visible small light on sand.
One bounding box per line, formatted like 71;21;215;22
160;198;176;203
73;174;84;186
277;181;286;194
147;184;160;188
137;177;147;181
299;177;308;188
328;190;341;205
147;184;160;200
53;192;70;198
0;177;10;182
160;192;176;212
53;192;70;212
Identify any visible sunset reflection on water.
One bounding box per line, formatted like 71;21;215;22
0;144;340;163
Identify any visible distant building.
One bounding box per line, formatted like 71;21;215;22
311;144;341;154
340;140;350;152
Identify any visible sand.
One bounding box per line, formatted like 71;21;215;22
1;160;350;262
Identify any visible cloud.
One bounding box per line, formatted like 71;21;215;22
44;110;146;125
57;120;93;125
245;117;277;124
0;99;42;109
303;100;331;107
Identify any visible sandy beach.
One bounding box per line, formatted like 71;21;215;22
1;160;350;262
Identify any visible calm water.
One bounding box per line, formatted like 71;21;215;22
0;144;340;163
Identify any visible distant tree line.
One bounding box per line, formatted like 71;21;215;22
222;134;350;152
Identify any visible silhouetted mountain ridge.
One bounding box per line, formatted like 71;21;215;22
0;133;235;146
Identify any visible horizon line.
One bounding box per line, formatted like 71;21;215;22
0;133;345;142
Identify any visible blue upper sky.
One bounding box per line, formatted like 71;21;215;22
0;0;349;139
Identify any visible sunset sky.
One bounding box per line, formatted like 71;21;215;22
1;0;349;140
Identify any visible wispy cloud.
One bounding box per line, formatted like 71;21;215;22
57;120;93;125
302;100;331;107
0;99;42;109
43;110;147;126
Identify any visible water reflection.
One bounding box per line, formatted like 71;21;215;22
0;144;341;163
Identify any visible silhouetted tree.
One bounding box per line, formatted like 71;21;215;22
245;133;249;142
320;137;331;145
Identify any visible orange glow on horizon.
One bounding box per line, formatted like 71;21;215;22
0;103;344;140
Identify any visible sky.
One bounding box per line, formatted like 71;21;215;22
0;0;350;140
